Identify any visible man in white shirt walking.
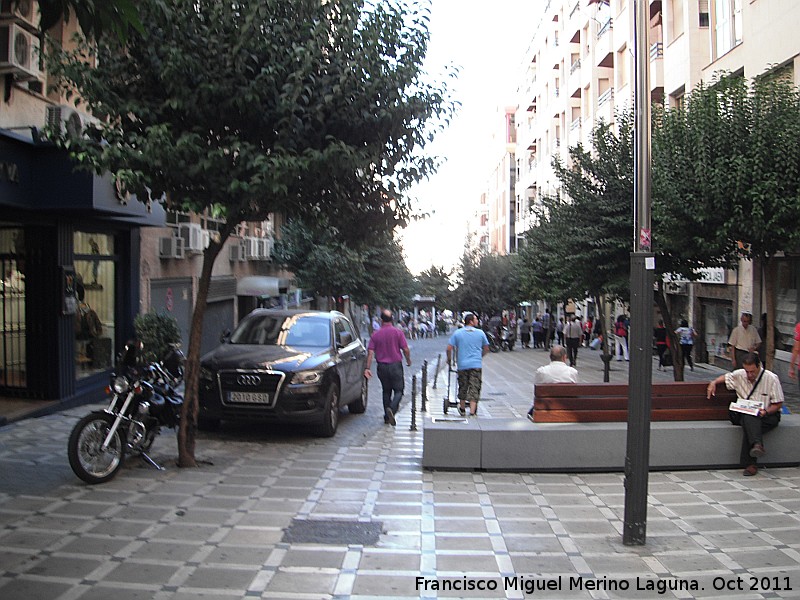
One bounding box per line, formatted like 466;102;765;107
527;345;578;421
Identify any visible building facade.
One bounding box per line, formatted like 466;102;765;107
0;2;302;414
506;0;800;367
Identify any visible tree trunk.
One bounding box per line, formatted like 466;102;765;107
177;222;235;468
654;282;684;381
597;295;612;382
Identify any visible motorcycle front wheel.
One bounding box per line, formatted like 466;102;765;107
68;412;126;484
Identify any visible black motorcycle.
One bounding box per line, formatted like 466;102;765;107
68;341;184;484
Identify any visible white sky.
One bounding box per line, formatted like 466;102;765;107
399;1;544;276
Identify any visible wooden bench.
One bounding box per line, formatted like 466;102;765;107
533;382;736;423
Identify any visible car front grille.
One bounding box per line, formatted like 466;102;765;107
218;370;286;407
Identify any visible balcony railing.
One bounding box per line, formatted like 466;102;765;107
569;0;580;19
570;117;581;131
597;18;613;38
650;42;663;60
570;59;581;74
598;87;614;106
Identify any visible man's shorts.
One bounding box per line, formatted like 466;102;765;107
457;368;482;403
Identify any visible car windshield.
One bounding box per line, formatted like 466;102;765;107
230;314;331;347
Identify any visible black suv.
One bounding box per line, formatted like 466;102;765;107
198;309;368;436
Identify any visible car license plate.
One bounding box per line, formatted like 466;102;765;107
229;391;270;404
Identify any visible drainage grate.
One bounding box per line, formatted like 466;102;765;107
282;519;383;546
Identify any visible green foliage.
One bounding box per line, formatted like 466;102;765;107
414;266;453;307
46;0;454;464
134;312;181;363
452;249;521;316
37;0;143;41
519;112;635;304
274;219;415;309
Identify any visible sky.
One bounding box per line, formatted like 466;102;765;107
399;1;544;276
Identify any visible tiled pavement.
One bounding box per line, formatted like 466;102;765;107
3;344;800;599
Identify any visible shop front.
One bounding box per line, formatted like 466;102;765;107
0;130;164;410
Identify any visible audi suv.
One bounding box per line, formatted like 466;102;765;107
198;309;368;436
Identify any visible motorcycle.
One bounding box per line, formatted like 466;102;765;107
499;325;516;351
68;341;184;484
485;330;501;353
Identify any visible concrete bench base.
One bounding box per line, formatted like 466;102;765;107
422;414;800;472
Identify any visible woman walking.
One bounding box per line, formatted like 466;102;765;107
674;319;697;371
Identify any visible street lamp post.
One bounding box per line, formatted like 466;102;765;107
623;0;654;546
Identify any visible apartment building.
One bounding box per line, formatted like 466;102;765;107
507;0;800;367
0;2;298;410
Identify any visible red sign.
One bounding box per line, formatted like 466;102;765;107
166;288;174;312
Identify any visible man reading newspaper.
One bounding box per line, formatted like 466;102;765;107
707;352;784;476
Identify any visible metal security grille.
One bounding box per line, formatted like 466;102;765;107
0;254;26;391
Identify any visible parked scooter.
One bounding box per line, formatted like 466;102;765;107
67;340;184;484
499;325;516;351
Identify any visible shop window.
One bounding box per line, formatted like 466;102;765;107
0;226;26;389
73;232;116;378
702;302;733;362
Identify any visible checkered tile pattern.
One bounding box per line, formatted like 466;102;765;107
2;346;800;599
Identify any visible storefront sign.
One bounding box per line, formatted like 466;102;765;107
0;161;20;184
696;267;725;284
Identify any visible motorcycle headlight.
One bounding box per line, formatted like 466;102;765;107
293;369;324;385
112;376;130;394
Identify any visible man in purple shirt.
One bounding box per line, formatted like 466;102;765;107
365;310;411;426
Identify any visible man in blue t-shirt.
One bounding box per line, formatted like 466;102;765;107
447;312;490;416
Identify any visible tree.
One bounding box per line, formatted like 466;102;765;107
48;0;454;466
453;249;520;317
36;0;143;40
653;72;800;370
274;219;416;311
414;265;453;307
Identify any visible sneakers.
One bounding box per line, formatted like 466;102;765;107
749;443;766;458
384;407;396;426
458;406;466;417
743;464;758;476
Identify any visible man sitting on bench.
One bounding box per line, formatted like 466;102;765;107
706;352;784;477
527;345;578;421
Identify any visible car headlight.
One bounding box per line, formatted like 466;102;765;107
200;367;214;382
111;376;129;394
293;369;325;385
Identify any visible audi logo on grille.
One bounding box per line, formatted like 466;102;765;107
237;375;262;386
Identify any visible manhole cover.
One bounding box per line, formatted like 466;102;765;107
282;519;383;545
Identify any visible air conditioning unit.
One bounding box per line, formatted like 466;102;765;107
45;105;100;139
229;243;246;262
0;23;41;81
243;237;260;260
159;236;185;259
256;238;273;261
0;0;39;30
179;223;208;254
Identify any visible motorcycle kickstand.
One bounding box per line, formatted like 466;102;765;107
140;452;166;471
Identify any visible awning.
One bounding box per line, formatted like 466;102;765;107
236;276;290;297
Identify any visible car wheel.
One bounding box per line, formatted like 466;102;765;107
317;382;340;437
349;377;368;414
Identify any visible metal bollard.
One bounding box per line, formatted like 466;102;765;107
432;354;442;389
421;360;428;413
410;375;417;431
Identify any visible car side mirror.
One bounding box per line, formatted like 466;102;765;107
220;329;231;344
337;332;352;348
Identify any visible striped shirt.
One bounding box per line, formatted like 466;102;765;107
724;368;784;409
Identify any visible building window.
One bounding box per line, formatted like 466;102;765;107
669;0;685;41
73;232;116;379
713;0;742;60
699;0;710;27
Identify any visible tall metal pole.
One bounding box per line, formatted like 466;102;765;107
623;0;654;546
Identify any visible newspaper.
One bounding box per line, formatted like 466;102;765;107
728;398;762;416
